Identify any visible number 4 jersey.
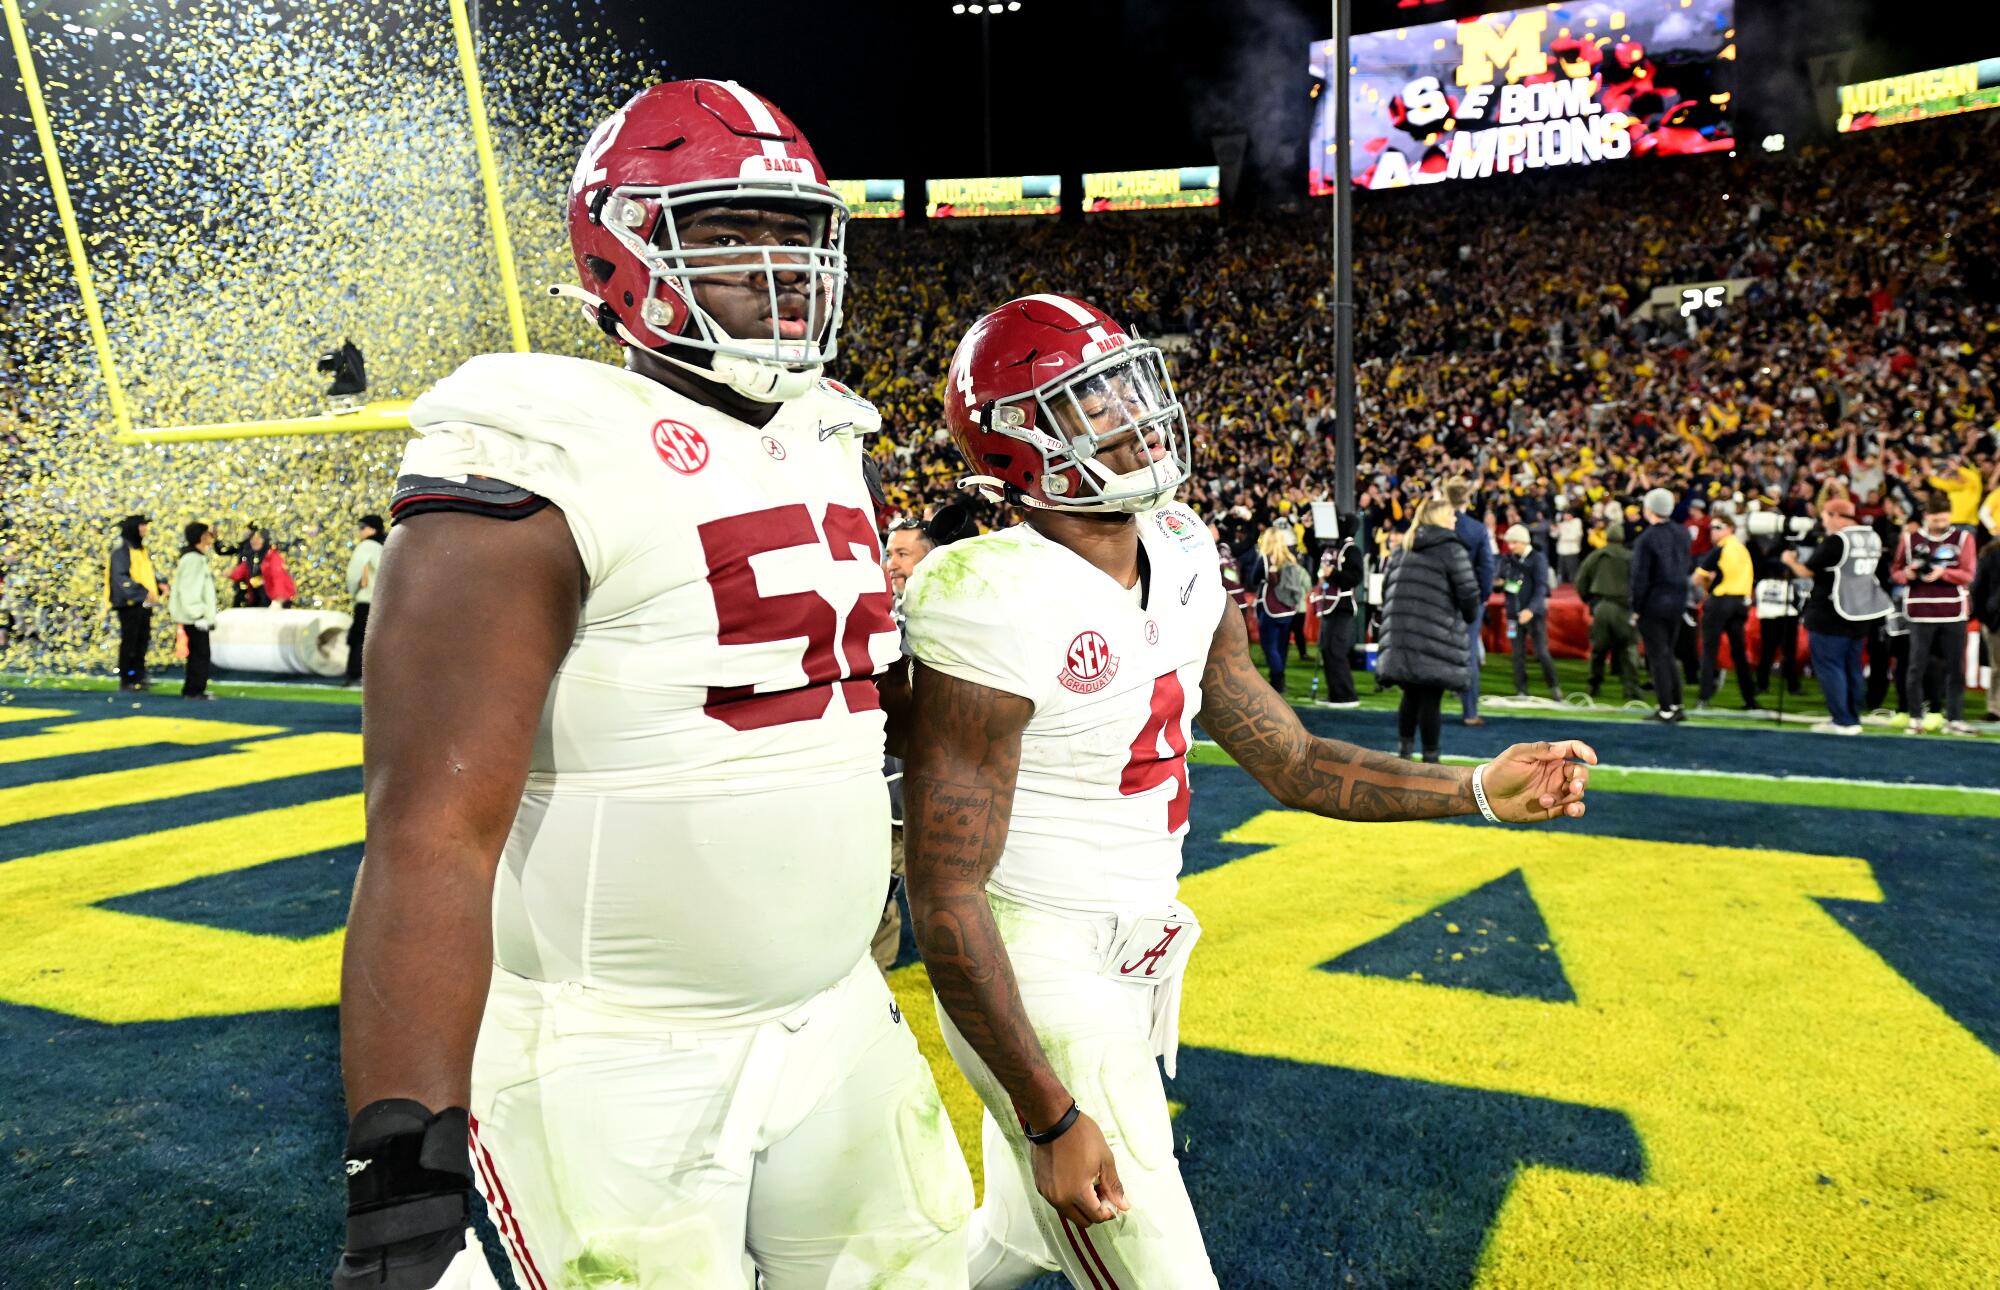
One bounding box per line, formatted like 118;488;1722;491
902;504;1230;916
394;352;901;1018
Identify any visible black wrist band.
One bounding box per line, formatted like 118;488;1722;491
1024;1100;1080;1145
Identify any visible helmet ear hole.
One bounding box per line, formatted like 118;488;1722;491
586;255;616;283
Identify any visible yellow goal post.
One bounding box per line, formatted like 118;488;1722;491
1;0;528;444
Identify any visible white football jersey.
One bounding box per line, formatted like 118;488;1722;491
398;352;901;1018
903;502;1229;916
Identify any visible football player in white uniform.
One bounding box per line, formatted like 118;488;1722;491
335;81;970;1290
901;295;1597;1288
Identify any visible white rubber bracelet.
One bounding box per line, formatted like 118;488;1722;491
1470;762;1503;824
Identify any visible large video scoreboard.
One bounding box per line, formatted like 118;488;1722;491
1312;0;1736;194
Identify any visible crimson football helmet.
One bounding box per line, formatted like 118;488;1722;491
944;294;1192;513
555;79;848;402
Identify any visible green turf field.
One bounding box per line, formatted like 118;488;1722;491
1;685;1996;1288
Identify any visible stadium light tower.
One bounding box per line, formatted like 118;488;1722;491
951;1;1023;173
1331;0;1356;513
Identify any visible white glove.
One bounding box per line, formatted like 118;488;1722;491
427;1234;505;1290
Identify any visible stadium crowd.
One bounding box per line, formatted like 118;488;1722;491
848;115;1999;556
838;115;1998;726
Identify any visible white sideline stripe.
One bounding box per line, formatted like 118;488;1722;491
1188;739;2000;796
713;79;791;161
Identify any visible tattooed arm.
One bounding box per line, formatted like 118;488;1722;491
903;661;1128;1227
1197;603;1596;823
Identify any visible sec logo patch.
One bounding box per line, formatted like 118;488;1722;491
652;419;710;475
1059;630;1120;695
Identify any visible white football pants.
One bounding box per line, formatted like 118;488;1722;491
938;894;1219;1290
469;955;972;1289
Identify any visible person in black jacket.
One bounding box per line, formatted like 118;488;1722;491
106;514;164;691
1629;487;1694;721
1376;499;1482;762
1312;519;1364;707
1974;535;2000;722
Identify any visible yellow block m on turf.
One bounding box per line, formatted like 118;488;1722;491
0;794;362;1022
1179;812;2000;1289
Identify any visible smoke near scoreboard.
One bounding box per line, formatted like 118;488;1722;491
926;175;1061;218
1311;0;1736;194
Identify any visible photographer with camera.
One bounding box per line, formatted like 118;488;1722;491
1892;491;1977;735
1745;507;1805;698
1782;500;1891;735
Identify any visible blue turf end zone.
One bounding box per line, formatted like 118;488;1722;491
0;686;1993;1287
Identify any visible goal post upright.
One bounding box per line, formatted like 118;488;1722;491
5;0;527;444
449;0;531;357
4;0;134;438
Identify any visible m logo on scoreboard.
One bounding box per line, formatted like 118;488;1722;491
1058;630;1120;694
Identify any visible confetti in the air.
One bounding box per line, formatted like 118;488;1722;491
0;0;662;674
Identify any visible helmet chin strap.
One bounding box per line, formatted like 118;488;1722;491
956;463;1183;515
1077;455;1186;513
548;284;820;404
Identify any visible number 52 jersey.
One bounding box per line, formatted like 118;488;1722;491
902;504;1229;916
394;351;901;1019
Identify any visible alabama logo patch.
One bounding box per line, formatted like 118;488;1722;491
1059;630;1119;694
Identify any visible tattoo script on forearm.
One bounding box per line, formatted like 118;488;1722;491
1197;609;1475;821
902;668;1060;1116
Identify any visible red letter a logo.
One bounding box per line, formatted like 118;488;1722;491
1119;924;1183;978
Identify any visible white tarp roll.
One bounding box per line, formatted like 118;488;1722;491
210;607;352;676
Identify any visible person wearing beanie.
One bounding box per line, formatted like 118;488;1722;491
1630;488;1693;720
1501;523;1561;700
105;513;165;690
1576;520;1642;701
344;514;386;687
166;522;220;699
